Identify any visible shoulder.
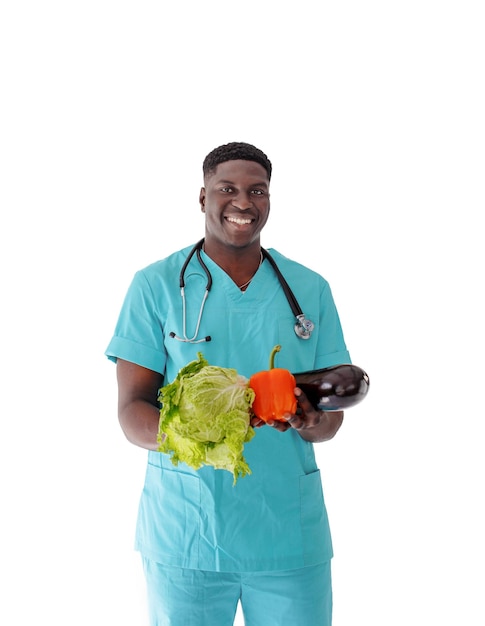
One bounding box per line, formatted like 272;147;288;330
265;248;330;288
136;244;195;280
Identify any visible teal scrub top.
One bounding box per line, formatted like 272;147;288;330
106;245;351;572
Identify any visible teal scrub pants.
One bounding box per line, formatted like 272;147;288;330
141;557;332;626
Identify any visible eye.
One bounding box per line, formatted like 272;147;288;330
220;186;233;193
251;189;265;196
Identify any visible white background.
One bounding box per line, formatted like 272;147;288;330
1;1;484;624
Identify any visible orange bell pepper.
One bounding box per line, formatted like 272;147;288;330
249;345;297;422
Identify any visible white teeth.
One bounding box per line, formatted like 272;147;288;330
227;217;252;225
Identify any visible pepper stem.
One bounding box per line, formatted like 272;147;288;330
269;345;281;370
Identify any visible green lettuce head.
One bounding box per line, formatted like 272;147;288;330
157;353;255;483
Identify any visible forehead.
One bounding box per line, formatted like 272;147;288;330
207;159;270;186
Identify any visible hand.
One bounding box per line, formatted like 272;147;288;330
249;388;315;431
250;387;344;442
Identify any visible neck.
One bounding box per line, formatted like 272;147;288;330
202;239;263;290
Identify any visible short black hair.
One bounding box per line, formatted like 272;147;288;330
202;142;272;181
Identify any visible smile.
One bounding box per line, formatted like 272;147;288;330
226;216;253;225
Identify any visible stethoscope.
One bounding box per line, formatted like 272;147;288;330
169;238;315;343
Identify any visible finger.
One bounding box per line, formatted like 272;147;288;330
284;414;305;430
268;419;291;432
285;407;321;431
294;387;315;414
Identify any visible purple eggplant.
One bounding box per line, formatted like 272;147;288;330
293;364;370;411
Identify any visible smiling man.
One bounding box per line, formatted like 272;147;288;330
105;142;352;626
200;149;270;259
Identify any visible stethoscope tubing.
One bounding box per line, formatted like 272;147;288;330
172;239;313;342
260;248;304;320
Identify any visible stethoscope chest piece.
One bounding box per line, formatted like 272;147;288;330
294;314;314;340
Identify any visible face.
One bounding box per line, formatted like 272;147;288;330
199;159;270;250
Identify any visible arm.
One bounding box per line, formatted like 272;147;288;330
116;358;164;451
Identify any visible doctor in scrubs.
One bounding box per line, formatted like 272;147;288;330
105;142;351;626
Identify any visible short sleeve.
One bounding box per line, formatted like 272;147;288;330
314;280;351;369
105;269;167;374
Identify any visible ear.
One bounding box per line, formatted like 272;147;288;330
199;187;206;212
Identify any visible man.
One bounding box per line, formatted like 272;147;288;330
106;142;351;625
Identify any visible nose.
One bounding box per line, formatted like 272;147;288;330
232;191;253;210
